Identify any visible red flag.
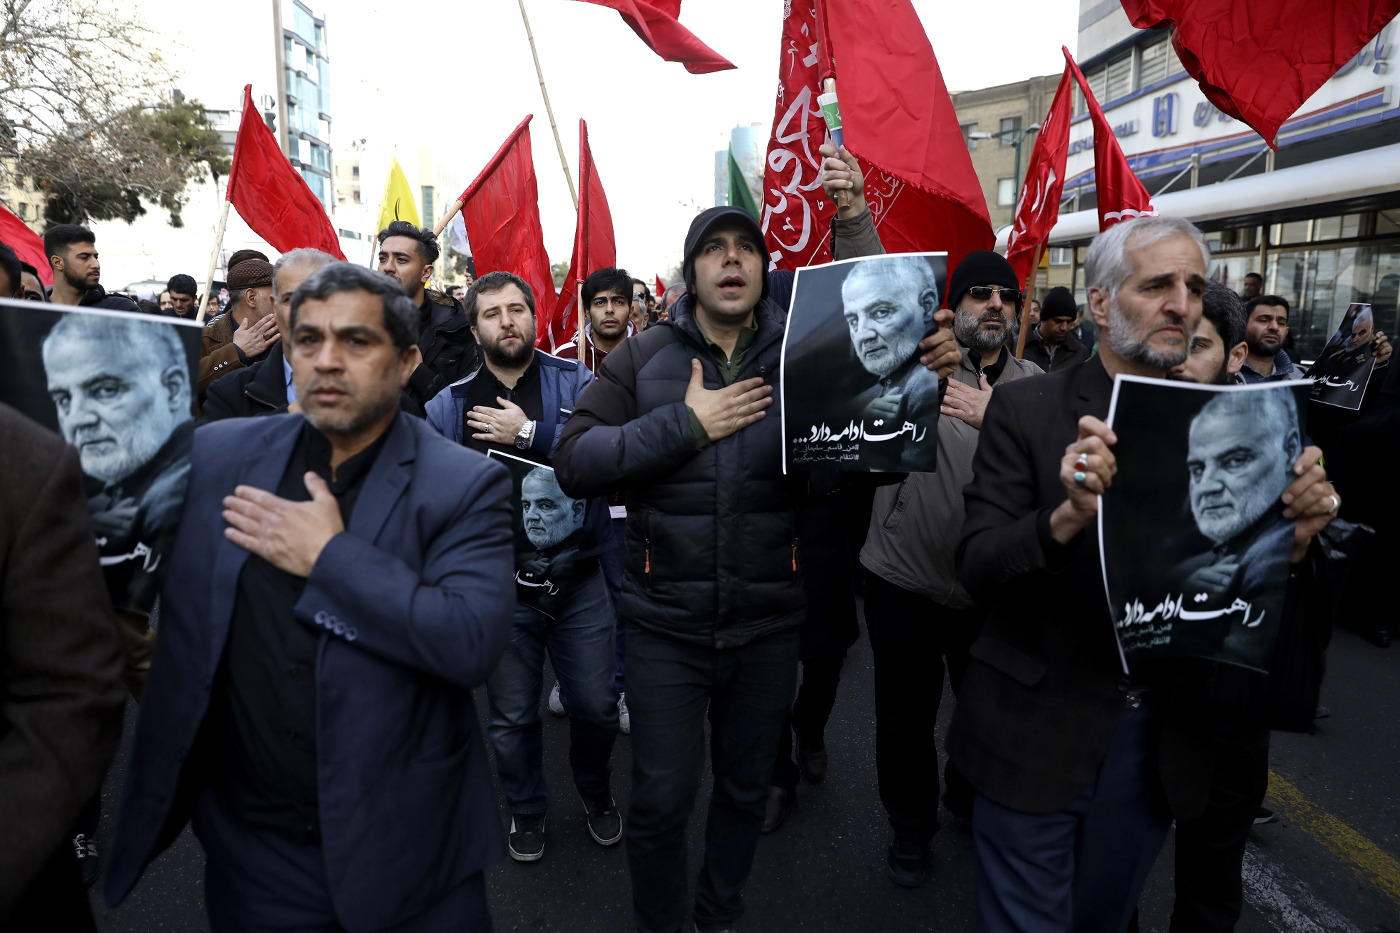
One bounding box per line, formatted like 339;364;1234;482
544;120;616;357
762;0;994;284
0;204;53;286
654;274;665;296
1065;50;1158;232
1005;59;1074;287
458;116;556;342
226;86;345;260
1122;0;1400;146
568;0;734;74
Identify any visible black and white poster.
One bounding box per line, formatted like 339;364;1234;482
487;449;585;619
780;252;947;473
0;300;201;615
1099;376;1310;672
1307;302;1377;410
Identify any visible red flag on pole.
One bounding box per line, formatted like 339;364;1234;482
567;0;734;73
762;0;994;281
1005;59;1074;287
1065;50;1158;232
654;275;665;297
226;86;345;260
457;116;557;342
0;205;53;286
545;120;616;358
1121;0;1400;146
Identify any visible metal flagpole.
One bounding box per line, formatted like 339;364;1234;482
197;198;232;325
518;0;578;209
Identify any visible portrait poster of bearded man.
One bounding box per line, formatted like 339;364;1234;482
0;300;202;613
1098;375;1311;672
487;450;588;619
779;253;948;473
1308;303;1379;410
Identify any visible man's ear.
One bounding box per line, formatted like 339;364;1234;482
1226;340;1248;375
162;365;190;410
920;287;938;325
422;263;434;286
1088;287;1111;329
399;344;423;387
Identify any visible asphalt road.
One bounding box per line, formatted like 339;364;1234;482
89;613;1399;933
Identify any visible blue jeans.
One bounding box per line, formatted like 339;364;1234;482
600;517;628;692
971;701;1172;933
624;625;800;933
485;566;619;814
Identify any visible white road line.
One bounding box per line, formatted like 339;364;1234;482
1242;845;1361;933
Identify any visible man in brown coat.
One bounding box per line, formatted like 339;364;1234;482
0;402;127;929
199;250;281;402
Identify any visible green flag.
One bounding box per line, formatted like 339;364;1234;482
727;145;761;220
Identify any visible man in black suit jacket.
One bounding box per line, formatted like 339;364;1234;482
952;216;1339;933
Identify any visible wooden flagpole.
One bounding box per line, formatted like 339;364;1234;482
1014;242;1045;360
518;0;577;209
197;198;232;325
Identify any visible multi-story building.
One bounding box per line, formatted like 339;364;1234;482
0;163;48;235
1009;3;1400;361
714;123;767;207
952;75;1061;233
276;0;334;211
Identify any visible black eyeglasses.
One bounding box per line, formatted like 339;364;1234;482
966;286;1021;303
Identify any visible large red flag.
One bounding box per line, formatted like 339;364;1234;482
545;120;616;359
1121;0;1400;146
457;116;556;338
1065;50;1158;232
1005;60;1075;287
0;204;52;286
762;0;994;284
226;86;344;260
654;274;665;296
568;0;734;73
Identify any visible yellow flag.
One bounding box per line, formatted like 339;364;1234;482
376;157;420;233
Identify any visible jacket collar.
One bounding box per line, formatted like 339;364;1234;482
245;340;288;409
1076;353;1115;411
419;292;469;338
668;293;787;361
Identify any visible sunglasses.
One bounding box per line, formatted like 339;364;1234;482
966;286;1021;303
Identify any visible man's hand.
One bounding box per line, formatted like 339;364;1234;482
860;392;902;424
1374;330;1391;366
1281;445;1338;562
223;473;344;577
1183;560;1241;599
819;143;866;218
917;309;960;380
940;374;992;429
468;398;529;445
685;359;772;443
232;312;280;357
1048;417;1118;544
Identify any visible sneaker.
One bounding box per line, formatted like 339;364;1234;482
1254;806;1278;825
508;812;547;861
548;682;565;717
581;790;623;845
73;833;99;887
618;693;631;735
886;833;929;888
761;786;796;834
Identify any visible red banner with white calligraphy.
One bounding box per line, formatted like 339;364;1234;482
1005;60;1074;288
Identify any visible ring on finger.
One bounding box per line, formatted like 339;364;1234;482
1074;453;1089;470
1073;470;1088;485
1326;494;1339;515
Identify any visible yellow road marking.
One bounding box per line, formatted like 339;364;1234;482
1267;770;1400;906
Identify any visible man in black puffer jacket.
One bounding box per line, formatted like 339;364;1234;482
556;207;958;933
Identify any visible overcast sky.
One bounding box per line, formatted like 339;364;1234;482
140;0;1078;277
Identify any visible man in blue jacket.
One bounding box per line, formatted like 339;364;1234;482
104;263;516;932
426;271;621;864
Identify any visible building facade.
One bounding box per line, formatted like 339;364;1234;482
714;123;767;207
951;75;1061;232
277;0;334;212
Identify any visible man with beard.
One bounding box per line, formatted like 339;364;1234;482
1023;286;1092;372
42;225;139;312
844;255;944;430
425;271;619;863
105;264;515;932
1239;296;1305;383
1241;271;1263;301
516;467;588;603
1169;282;1249;386
953;216;1339;933
199;253;281;402
166;274;200;320
556;267;636;369
377;220;479;414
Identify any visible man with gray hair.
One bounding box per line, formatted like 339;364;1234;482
107;262;516;931
953;215;1340;933
203;249;339;422
844;255;944;435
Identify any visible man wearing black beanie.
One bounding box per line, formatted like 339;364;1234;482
1023;285;1092;373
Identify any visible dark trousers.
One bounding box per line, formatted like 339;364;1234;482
1170;729;1270;933
193;787;492;932
863;571;980;839
6;839;96;933
624;624;800;933
771;652;845;790
972;701;1172;933
600;517;628;692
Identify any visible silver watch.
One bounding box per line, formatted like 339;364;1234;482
514;419;536;450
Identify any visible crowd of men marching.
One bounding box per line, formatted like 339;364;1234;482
0;140;1394;933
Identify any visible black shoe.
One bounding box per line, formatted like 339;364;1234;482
1366;624;1391;648
581;790;622;846
886;833;928;887
761;786;795;834
73;834;99;887
508;812;546;861
1314;705;1331;719
1254;806;1278;825
795;730;828;784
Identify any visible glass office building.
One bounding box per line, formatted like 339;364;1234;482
282;0;333;211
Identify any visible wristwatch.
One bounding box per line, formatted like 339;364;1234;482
514;419;536;450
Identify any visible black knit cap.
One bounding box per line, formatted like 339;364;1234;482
1041;286;1077;320
947;250;1020;312
682;206;770;304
